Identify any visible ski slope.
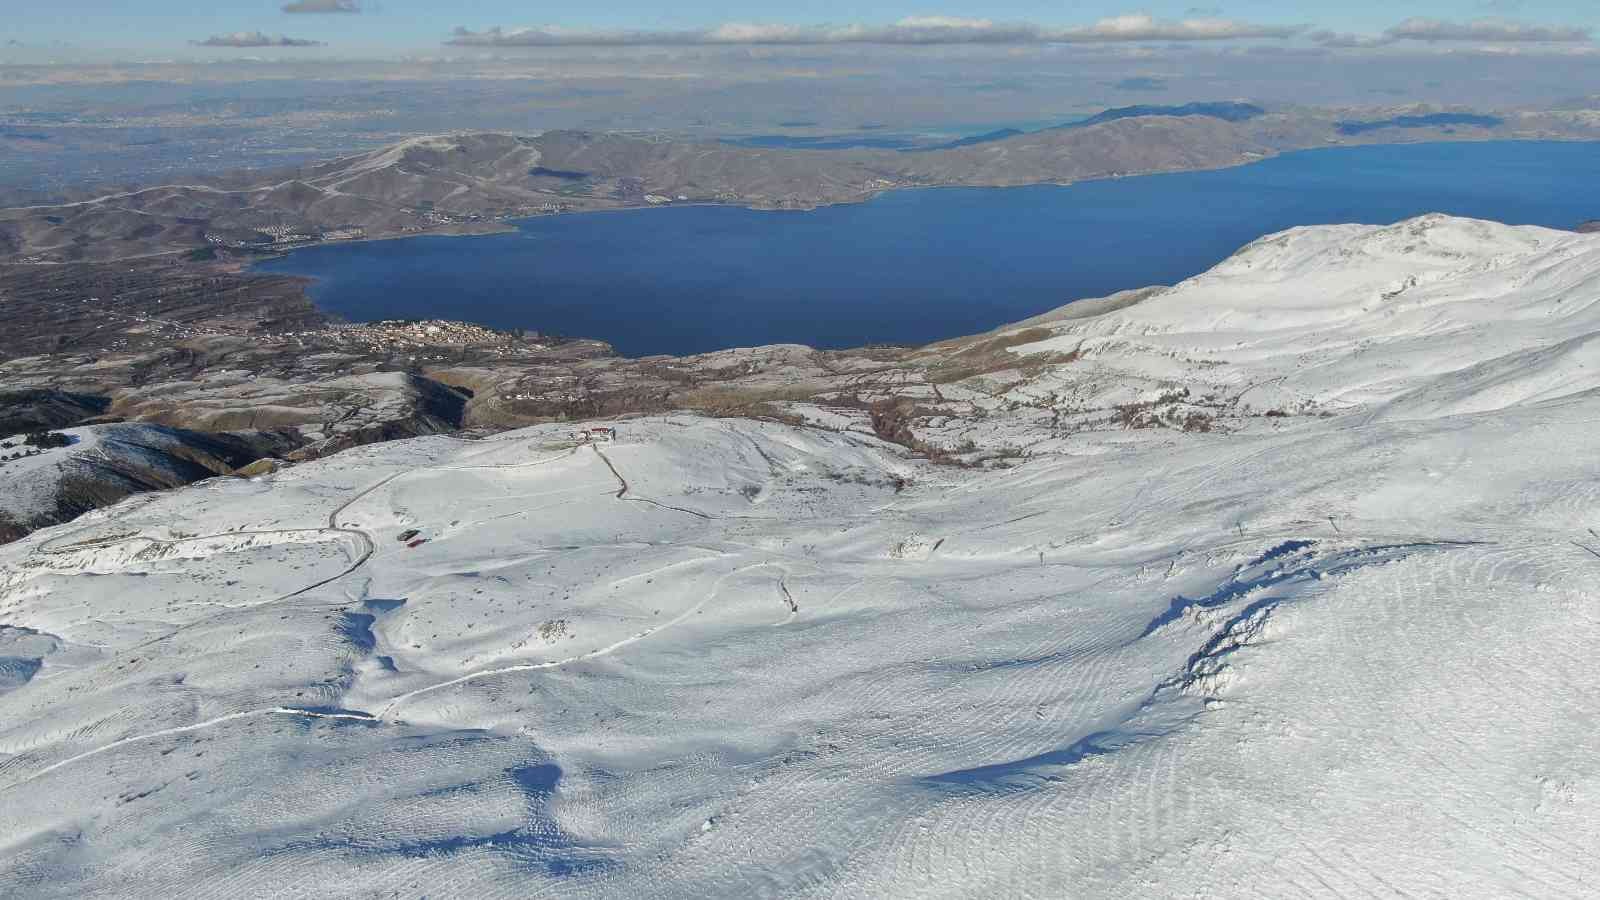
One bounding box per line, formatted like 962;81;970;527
2;216;1600;897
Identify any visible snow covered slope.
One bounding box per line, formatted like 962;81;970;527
1009;214;1600;420
0;423;298;544
3;216;1600;897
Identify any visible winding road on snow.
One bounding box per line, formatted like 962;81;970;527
0;434;782;790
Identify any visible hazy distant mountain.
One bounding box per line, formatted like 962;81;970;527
1063;100;1267;128
2;104;1598;264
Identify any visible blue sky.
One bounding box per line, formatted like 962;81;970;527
2;2;1595;56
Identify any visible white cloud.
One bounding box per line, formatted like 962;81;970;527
283;0;361;11
193;32;326;48
445;14;1304;48
1058;14;1302;42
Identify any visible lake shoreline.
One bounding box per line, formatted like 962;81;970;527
257;141;1600;358
248;135;1600;269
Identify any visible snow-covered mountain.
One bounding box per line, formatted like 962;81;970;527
3;215;1599;897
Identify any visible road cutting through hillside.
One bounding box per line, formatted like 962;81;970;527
591;442;712;519
591;442;773;521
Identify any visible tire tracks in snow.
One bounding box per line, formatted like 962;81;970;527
3;442;581;787
591;442;766;521
0;707;375;794
591;442;710;519
376;559;755;721
4;439;785;786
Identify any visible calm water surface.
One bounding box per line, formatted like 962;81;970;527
257;142;1600;357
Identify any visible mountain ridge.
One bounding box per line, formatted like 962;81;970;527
4;103;1599;263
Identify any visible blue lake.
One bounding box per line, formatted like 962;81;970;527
257;141;1600;357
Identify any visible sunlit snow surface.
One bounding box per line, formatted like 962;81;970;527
4;216;1600;897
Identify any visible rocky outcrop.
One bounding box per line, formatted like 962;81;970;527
287;373;468;460
0;389;111;436
0;368;474;543
0;423;302;544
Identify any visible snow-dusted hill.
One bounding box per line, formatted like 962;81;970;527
1009;213;1600;420
3;216;1600;897
0;424;300;544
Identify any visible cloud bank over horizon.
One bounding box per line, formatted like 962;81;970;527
1385;17;1590;43
1307;16;1591;49
441;14;1594;51
193;32;326;48
446;15;1308;48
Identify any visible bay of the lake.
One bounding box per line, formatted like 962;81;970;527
256;141;1600;357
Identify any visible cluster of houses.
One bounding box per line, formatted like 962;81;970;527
203;224;366;250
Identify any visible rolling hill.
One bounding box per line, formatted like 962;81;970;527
2;216;1599;896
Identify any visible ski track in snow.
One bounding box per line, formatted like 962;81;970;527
3;707;376;793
